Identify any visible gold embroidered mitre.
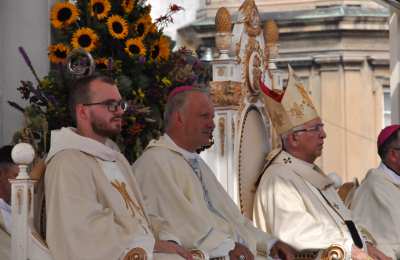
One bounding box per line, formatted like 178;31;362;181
260;65;319;135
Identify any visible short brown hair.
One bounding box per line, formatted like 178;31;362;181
68;74;115;122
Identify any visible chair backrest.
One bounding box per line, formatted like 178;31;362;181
337;178;359;208
236;104;272;219
27;157;47;241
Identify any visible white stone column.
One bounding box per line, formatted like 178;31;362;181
389;12;400;124
0;0;51;145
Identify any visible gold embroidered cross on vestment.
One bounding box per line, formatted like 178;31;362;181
111;180;146;219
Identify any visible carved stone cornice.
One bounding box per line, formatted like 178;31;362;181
367;56;390;67
341;55;365;71
275;56;314;68
373;0;400;11
314;55;341;71
210;81;243;107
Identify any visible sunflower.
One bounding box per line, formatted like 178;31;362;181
107;15;129;40
125;38;146;57
132;14;156;37
121;0;135;13
50;2;79;29
96;57;110;70
71;27;99;52
90;0;111;20
150;36;170;62
48;43;70;64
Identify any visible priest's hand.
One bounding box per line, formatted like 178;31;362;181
366;243;392;260
229;242;254;260
351;245;382;260
154;240;193;260
351;245;372;260
270;240;296;260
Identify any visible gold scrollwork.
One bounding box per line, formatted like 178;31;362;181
124;247;147;260
191;249;206;260
243;39;264;97
321;244;345;260
296;84;316;110
217;67;226;77
239;0;262;37
28;188;32;214
288;102;305;119
17;188;23;214
210;81;242;107
218;117;225;157
232;118;235;141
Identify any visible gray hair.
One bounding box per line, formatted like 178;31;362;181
163;88;209;130
281;127;301;150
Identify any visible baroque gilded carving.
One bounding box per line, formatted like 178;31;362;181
215;7;232;57
242;39;264;97
124;247;147;260
218;117;225;157
210;81;242;106
239;0;262;37
215;7;232;33
263;20;279;60
28;188;32;214
17;187;23;214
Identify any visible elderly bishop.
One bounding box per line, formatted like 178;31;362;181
253;66;390;260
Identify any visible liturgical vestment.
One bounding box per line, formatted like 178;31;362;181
253;151;369;259
45;127;182;260
133;135;276;259
351;163;400;259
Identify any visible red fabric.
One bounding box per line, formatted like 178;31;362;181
167;86;194;101
259;77;283;103
378;124;400;148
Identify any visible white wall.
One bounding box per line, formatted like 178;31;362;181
0;0;51;145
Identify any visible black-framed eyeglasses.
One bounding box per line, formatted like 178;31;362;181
293;123;325;134
82;99;127;112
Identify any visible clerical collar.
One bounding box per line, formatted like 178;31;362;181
164;134;199;161
380;162;400;185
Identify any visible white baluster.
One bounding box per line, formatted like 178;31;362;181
10;143;36;260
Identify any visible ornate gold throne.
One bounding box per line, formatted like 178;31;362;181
201;1;346;260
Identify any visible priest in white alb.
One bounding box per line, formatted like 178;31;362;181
133;86;296;260
45;75;191;260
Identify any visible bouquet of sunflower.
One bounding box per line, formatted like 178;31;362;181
11;0;209;162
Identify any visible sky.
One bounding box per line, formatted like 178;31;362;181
147;0;199;40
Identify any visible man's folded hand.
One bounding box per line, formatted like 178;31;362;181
229;242;254;260
154;240;193;260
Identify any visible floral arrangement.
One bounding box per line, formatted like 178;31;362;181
10;0;211;162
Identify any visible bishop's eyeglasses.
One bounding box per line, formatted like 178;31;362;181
82;99;127;112
293;123;325;134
